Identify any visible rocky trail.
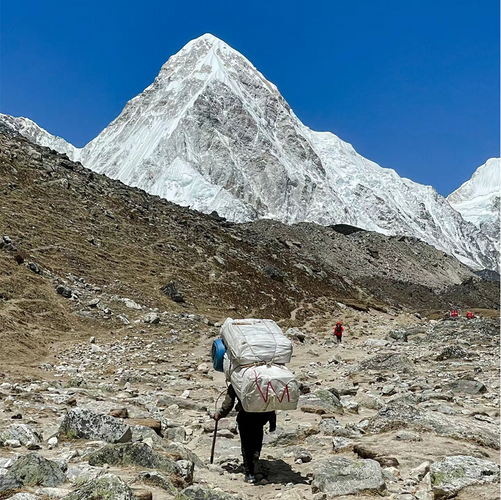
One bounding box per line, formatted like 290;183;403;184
0;305;499;500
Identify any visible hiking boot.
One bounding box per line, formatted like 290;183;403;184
245;474;256;484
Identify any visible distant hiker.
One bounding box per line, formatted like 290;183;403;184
334;321;344;343
214;384;276;484
450;309;459;319
466;311;475;319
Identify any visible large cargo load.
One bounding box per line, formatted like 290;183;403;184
220;318;299;412
220;318;292;365
223;356;299;412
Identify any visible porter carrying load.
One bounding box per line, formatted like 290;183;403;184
212;318;299;412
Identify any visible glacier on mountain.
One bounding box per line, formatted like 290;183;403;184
447;158;500;244
1;34;498;271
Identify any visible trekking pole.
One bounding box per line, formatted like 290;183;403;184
210;419;219;464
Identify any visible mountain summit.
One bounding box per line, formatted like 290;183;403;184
1;35;498;270
447;158;500;244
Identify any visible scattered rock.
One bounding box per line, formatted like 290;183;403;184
8;453;66;487
59;407;132;443
143;312;160;324
64;473;136;500
87;442;181;475
0;423;42;447
161;281;185;303
311;457;386;496
56;285;73;298
436;345;469;361
430;455;500;499
175;485;245;500
355;353;415;374
133;470;178;494
447;378;487;395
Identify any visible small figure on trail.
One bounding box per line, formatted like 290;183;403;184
466;311;475;319
214;384;276;484
450;309;459;319
334;321;344;343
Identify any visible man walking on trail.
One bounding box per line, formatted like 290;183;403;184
334;321;344;343
214;384;276;484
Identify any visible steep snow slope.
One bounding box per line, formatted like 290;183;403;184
2;35;498;270
447;158;500;243
0;113;81;162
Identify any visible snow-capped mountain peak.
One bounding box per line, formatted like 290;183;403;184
1;35;498;271
447;158;500;244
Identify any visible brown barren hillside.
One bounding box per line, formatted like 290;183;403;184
0;129;498;367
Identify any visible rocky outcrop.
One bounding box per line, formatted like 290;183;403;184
311;457;386;496
175;485;246;500
64;473;136;500
59;408;132;443
430;455;500;499
87;442;181;475
368;402;499;449
7;453;66;487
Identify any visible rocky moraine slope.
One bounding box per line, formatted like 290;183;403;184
0;126;499;499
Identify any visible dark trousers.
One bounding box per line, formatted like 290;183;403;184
236;411;269;475
335;335;342;344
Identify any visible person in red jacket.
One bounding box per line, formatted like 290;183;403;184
466;311;475;319
334;321;344;344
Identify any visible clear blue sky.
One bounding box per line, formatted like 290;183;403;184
1;0;499;196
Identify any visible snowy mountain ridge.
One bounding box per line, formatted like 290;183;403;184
0;113;81;162
1;34;498;271
447;158;500;244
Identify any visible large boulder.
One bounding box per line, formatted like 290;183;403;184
133;471;178;494
64;473;135;500
354;353;415;374
59;408;132;443
0;475;21;493
430;455;500;499
175;485;246;500
368;401;499;449
8;453;66;487
435;345;469;361
0;424;42;447
447;378;487;395
164;442;206;469
299;389;343;415
87;442;181;475
311;457;386;496
157;395;207;412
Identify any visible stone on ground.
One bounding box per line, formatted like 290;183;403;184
64;473;135;500
8;453;66;487
59;407;132;443
87;442;181;475
311;457;386;496
175;485;246;500
430;455;500;499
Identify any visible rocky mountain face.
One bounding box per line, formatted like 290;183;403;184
0;113;80;162
0;109;499;500
1;34;498;271
447;158;500;244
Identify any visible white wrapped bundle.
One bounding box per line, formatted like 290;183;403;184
224;357;299;412
221;318;292;365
